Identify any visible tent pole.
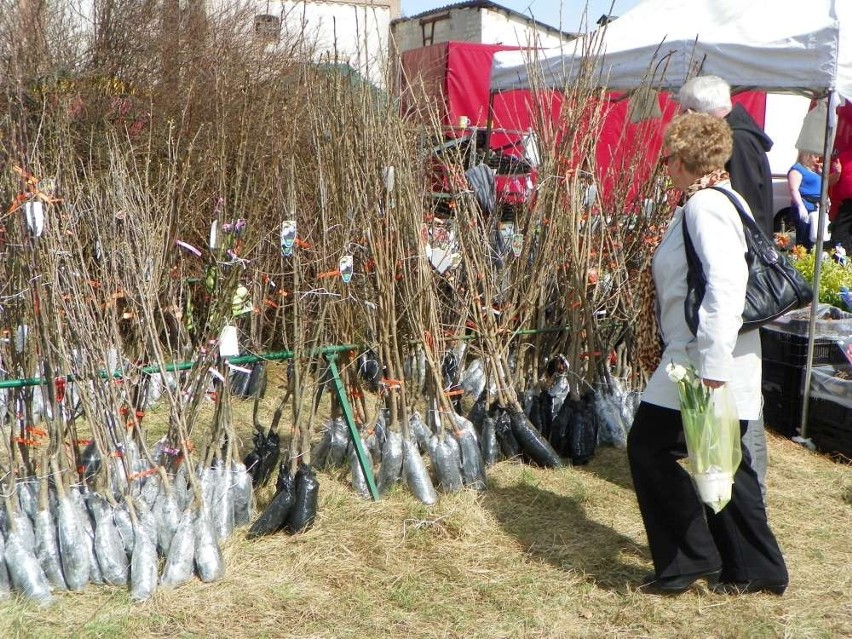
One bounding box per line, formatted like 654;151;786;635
484;90;496;164
799;90;838;440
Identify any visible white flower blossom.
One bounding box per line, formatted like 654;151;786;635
666;362;688;383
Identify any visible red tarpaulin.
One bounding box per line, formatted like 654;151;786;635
398;41;767;206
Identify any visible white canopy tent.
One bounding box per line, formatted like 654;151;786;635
488;0;852;439
490;0;852;98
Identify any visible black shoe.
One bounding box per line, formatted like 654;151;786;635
639;569;721;595
711;579;787;595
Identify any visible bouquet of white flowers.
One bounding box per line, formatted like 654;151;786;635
666;362;742;513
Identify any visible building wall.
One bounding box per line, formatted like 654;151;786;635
392;5;571;53
280;1;393;86
479;11;566;49
201;0;395;86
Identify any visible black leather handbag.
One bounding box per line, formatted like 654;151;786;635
683;187;813;335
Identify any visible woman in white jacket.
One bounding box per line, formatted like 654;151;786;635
629;113;788;596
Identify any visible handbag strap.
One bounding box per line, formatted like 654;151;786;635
681;205;705;287
682;186;768;261
708;186;782;267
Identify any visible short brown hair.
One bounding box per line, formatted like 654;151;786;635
663;112;733;176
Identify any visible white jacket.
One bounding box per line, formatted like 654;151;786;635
642;182;763;420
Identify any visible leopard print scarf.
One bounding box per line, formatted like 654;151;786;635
634;169;730;375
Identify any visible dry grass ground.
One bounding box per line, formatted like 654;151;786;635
1;386;850;639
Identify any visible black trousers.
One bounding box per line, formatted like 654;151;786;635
830;199;852;255
627;402;788;583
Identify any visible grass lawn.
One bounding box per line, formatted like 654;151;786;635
1;404;850;639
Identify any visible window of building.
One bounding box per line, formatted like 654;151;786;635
255;14;281;43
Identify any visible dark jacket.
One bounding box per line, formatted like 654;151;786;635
725;104;775;237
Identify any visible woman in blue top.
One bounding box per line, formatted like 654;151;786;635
788;152;838;249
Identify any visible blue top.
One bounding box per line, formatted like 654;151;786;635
789;162;822;212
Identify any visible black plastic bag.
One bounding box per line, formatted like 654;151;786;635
79;441;101;482
494;410;521;459
450;413;487;490
509;409;562;468
243;434;262;476
324;417;350;469
565;392;599;466
255;430;281;488
408;411;431;454
365;410;388;466
528;391;548;438
550;397;577;457
479;416;501;466
5;527;52;606
349;439;375;499
285;464;319;534
402;438;438;505
376;430;404;495
358;350;383;393
247;467;295;539
466;391;488;432
428;434;464;493
231;361;267;398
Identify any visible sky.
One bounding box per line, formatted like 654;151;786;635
399;0;644;32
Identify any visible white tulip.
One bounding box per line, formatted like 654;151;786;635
666;362;688;383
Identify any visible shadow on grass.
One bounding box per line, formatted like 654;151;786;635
481;477;649;592
576;446;636;492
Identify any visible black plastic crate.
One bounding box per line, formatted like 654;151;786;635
761;361;805;437
763;390;801;437
761;360;804;395
759;327;846;367
807;398;852;459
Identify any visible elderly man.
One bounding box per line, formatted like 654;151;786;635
677;75;774;504
678;76;775;238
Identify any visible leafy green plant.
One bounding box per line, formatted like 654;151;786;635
790;249;852;308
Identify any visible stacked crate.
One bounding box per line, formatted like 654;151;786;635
760;325;846;437
807;365;852;460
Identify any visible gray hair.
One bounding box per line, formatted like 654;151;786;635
677;75;732;114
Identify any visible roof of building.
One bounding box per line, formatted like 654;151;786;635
392;0;577;39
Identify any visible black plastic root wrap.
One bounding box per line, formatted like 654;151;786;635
129;524;158;602
160;508;196;587
376;430;404;495
254;430;281;488
451;414;487;490
494;410;521;459
90;497;130;586
402;437;438;505
532;391;551;439
408;411;431;453
194;509;225;583
0;530;11;600
55;495;91;592
247;467;295;539
567;393;599;465
549;397;574;456
509;409;562;468
428;434;464;493
349;439;375;499
34;507;67;590
231;462;254;526
325;417;350;469
5;528;53;606
479;416;501;466
466;391;488;432
285;464;319;534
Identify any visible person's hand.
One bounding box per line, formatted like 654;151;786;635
798;204;809;222
702;378;725;389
